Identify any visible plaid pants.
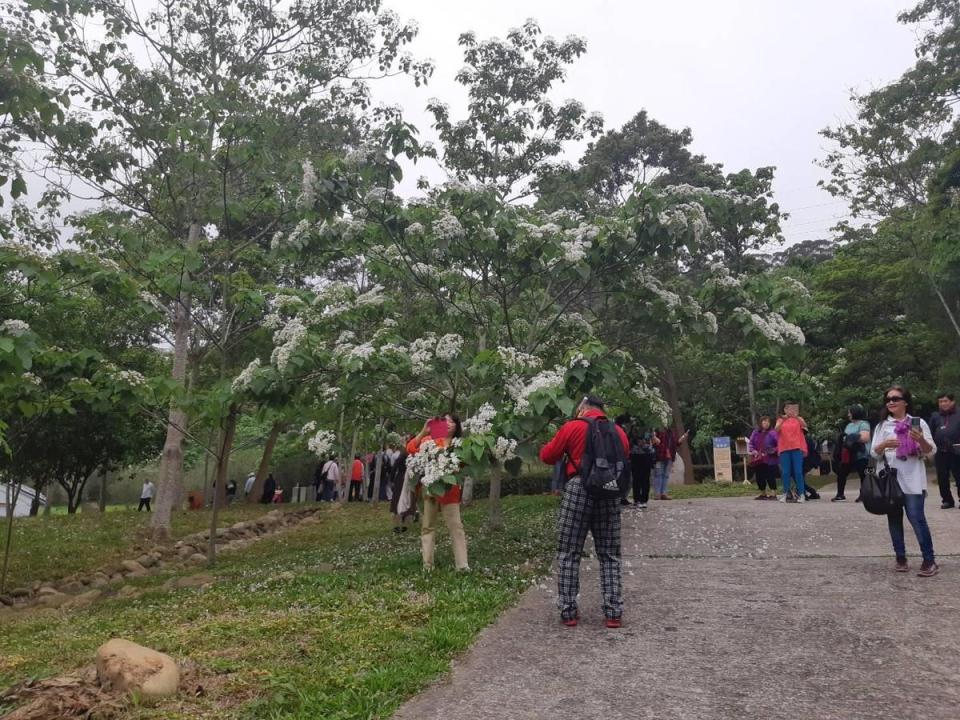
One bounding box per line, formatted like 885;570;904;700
556;477;623;620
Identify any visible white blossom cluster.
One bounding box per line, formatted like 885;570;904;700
657;202;709;243
232;358;261;391
271;317;307;371
633;384;671;425
116;369;147;387
406;222;425;236
780;276;811;298
139;290;169;315
567;352;590;369
300;420;317;436
702;311;719;335
707;263;742;289
493;436;518;462
510;366;566;414
734;307;805;346
406;439;461;488
463;403;497;435
21;372;41;386
638;272;682;310
410;335;436;375
317;384;339;403
435;333;464;362
497;346;542;370
262;313;283;330
307;429;337;458
297;159;318;211
1;319;30;336
433;211;466;242
271;219;312;251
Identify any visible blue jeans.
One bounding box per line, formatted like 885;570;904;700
887;491;935;563
654;460;673;496
779;449;805;496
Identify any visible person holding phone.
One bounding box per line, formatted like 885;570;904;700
653;426;687;500
871;385;938;576
776;402;808;503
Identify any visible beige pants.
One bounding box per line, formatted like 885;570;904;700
421;498;469;570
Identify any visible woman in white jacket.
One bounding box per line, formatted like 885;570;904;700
871;385;939;576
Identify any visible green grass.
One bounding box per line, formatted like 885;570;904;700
0;503;290;591
0;495;558;719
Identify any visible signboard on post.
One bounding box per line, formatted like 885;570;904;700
735;437;751;485
713;436;733;483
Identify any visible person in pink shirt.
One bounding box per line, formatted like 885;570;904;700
776;402;808;503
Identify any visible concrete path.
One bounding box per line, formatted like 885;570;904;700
393;483;960;720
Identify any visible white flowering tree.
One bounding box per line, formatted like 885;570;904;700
27;0;431;539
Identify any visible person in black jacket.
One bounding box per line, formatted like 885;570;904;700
930;392;960;509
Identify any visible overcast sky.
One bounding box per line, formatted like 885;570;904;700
370;0;919;246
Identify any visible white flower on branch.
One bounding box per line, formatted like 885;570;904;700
734;307;805;346
433;211;465;241
232;358;261;391
493;436;518;462
406;439;461;488
21;372;41;386
271;318;307;371
2;319;30;336
511;366;566;414
463;403;497;435
435;333;463;362
307;430;338;458
297;159;318;211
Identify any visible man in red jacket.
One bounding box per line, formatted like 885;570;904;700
540;395;630;629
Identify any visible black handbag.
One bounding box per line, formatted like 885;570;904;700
860;457;904;515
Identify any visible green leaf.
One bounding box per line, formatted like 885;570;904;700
0;338;14;353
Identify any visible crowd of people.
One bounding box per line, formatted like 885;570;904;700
538;387;948;630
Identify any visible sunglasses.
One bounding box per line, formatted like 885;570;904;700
885;396;905;404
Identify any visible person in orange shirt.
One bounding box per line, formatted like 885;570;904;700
349;455;365;502
406;414;469;571
776;402;809;503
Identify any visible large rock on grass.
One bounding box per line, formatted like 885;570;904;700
96;639;179;701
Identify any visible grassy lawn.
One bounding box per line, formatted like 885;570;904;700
0;495;557;719
1;503;305;591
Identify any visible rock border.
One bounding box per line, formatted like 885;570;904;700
0;506;329;612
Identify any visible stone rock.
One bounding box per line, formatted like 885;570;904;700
36;592;69;608
10;587;30;598
0;594;14;606
89;573;110;588
315;562;334;573
110;573;124;583
137;555;157;568
116;586;141;599
96;639;179;701
64;589;103;609
121;560;147;574
188;553;207;565
171;573;216;590
60;580;85;594
177;545;196;560
37;585;59;596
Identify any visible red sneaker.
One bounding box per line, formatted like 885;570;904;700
605;617;622;629
561;613;578;627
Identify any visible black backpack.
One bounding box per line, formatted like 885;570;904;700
573;417;630;498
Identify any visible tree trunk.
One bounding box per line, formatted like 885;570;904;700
746;362;757;428
249;421;283;504
371;417;385;505
98;470;108;513
151;221;201;540
662;364;695;484
29;482;42;516
1;480;21;593
487;464;505;530
207;404;239;564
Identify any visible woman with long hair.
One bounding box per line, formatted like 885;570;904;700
406;414;469;571
871;386;939;576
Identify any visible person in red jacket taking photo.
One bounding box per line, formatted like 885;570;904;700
540;395;630;629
